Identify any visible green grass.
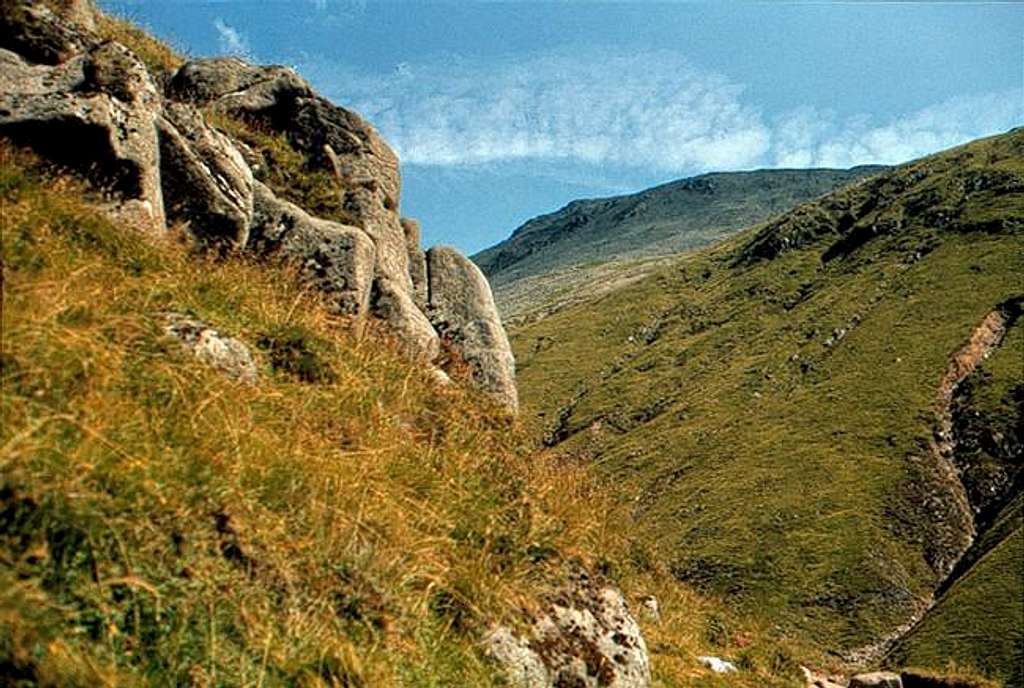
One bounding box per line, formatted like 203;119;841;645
511;129;1024;681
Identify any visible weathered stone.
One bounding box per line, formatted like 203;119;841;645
0;1;94;65
401;218;428;309
0;45;164;227
158;101;254;248
250;182;375;316
371;277;441;361
850;672;903;688
426;246;518;413
163;313;258;383
483;567;650;688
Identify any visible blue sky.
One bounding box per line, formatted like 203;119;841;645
99;1;1023;254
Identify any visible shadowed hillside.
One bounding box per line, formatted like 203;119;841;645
474;167;883;323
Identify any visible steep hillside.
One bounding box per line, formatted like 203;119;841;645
473;167;883;321
0;4;835;687
512;129;1023;684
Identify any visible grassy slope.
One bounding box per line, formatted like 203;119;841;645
0;137;817;686
512;130;1024;682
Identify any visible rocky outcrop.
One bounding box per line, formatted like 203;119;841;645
484;568;650;688
0;42;165;227
163;313;258;383
427;247;519;412
0;0;518;409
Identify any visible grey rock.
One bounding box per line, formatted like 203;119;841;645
0;44;165;228
426;246;518;413
0;1;95;65
163;313;258;383
401;218;428;310
158;101;254;248
483;567;651;688
850;672;903;688
250;182;375;316
371;277;441;361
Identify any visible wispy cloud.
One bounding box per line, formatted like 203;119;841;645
213;19;253;60
311;50;772;172
305;48;1021;174
771;91;1022;169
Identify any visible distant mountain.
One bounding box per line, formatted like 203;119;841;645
473;167;884;321
511;129;1023;683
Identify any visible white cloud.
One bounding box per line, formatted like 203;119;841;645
213;18;252;59
309;49;772;172
303;48;1021;174
770;91;1022;169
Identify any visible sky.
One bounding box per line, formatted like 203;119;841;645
98;1;1023;254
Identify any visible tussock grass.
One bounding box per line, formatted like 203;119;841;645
0;144;806;686
94;11;185;76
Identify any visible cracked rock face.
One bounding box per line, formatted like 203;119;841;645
484;568;650;688
250;182;376;317
158;101;254;248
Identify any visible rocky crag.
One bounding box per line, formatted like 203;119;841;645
0;0;517;413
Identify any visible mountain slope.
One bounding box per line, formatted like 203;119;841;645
473;167;883;321
510;129;1024;684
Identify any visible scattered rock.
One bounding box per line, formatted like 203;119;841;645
697;656;738;674
426;246;518;413
158;102;254;248
249;183;375;316
163;313;258;383
850;672;903;688
483;567;650;687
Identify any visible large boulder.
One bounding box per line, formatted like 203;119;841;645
0;43;165;227
484;567;650;687
249;183;375;317
158;101;254;248
426;246;518;413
